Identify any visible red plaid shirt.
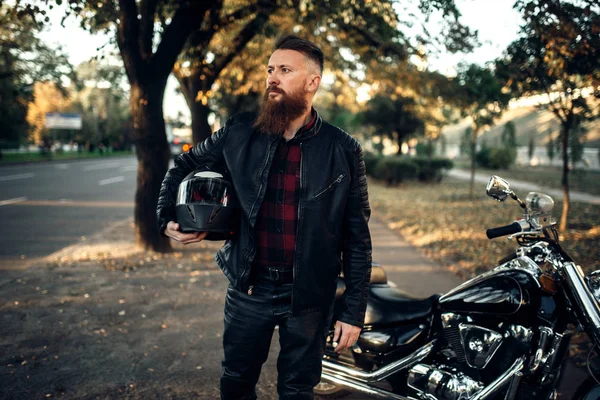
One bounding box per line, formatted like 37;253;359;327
253;113;317;269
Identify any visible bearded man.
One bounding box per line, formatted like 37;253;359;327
157;35;372;400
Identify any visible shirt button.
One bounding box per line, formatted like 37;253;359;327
276;229;282;233
277;199;283;204
279;169;284;174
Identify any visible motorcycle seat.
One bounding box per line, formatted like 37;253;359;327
364;286;439;326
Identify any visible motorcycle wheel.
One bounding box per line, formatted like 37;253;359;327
314;379;350;398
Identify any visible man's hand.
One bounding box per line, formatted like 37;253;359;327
164;221;208;244
332;321;361;354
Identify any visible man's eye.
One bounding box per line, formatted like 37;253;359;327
282;68;290;73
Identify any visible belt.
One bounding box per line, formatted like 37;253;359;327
256;266;294;285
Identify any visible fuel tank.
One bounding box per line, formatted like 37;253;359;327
439;256;543;316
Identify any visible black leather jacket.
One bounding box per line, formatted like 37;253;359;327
156;111;372;327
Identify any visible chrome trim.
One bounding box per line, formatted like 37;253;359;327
504;371;523;400
322;340;436;383
320;373;414;400
407;364;483;399
459;324;503;369
493;256;543;284
586;270;600;303
471;356;526;400
441;312;472;329
562;262;600;344
507;325;533;344
530;327;553;373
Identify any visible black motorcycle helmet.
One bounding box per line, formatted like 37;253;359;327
175;167;240;241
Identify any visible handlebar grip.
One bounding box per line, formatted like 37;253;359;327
486;222;523;239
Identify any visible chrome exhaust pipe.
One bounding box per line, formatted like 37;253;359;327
320;373;412;400
322;340;436;383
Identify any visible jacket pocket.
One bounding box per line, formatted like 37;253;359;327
313;172;347;200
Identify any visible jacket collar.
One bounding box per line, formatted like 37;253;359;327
289;108;322;143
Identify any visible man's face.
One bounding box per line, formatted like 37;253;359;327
253;49;320;134
265;49;317;102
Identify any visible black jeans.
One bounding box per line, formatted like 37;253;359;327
220;273;333;400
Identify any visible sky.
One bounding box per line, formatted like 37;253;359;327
39;0;524;121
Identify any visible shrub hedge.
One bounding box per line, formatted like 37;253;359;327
476;147;516;169
364;153;453;184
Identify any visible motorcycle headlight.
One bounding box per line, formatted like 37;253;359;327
586;270;600;303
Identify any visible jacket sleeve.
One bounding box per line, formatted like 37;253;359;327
338;143;372;328
156;122;230;236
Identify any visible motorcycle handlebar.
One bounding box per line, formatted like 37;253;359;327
486;221;527;239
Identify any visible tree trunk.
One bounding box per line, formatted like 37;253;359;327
178;76;214;145
469;127;478;199
559;123;570;232
190;100;212;145
130;83;172;252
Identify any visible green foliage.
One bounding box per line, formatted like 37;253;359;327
373;157;418;184
452;64;510;133
415;140;435;157
0;5;72;147
362;94;424;154
501;121;517;150
569;122;586;165
460;127;473;157
476;147;516;170
363;152;383;176
413;157;454;182
371;155;452;184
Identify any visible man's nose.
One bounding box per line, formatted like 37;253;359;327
267;73;280;86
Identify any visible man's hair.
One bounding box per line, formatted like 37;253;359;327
274;34;324;74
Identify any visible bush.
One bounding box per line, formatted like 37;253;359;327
363;152;382;177
476;147;516;169
373;157;418;184
371;156;454;184
412;157;454;182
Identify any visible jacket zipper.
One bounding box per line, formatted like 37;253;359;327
242;138;275;294
313;173;346;200
292;142;303;310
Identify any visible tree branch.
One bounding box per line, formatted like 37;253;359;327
152;2;218;80
212;8;275;75
139;0;159;60
117;0;144;84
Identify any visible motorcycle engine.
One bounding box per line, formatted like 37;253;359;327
407;313;533;400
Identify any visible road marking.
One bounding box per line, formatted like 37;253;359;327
83;162;121;171
120;165;137;172
10;199;133;207
55;164;69;170
0;173;35;181
0;197;27;206
99;176;125;185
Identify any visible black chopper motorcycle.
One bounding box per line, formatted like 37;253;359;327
315;175;600;400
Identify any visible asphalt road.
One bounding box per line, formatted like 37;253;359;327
0;156;138;268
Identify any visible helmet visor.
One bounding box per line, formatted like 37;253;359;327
177;178;236;207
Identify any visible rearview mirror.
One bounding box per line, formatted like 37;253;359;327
486;176;511;202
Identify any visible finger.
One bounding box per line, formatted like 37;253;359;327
175;232;201;242
166;221;180;232
333;322;341;345
335;332;350;353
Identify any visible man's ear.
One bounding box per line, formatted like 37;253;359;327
307;74;321;93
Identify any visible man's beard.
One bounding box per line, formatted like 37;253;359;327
253;86;308;135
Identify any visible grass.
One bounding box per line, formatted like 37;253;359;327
0;150;135;164
452;162;600;196
369;177;600;278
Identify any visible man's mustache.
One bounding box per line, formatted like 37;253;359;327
266;86;285;95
